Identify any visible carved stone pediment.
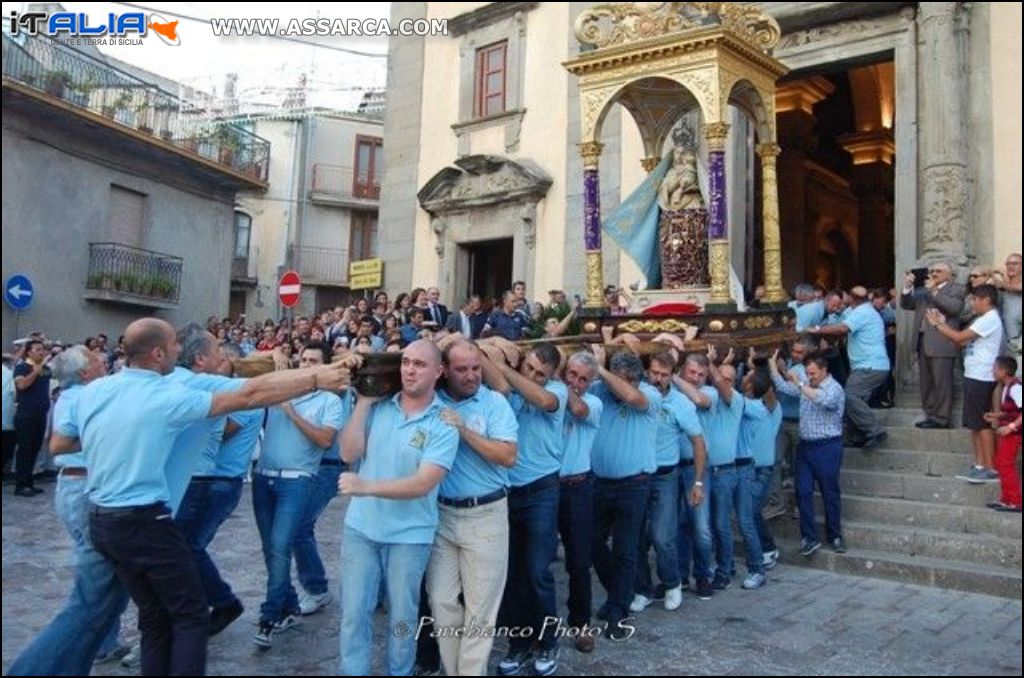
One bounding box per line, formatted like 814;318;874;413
418;155;553;215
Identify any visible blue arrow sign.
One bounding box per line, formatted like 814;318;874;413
4;274;35;310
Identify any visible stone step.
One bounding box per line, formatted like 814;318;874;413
866;426;973;453
769;537;1022;600
874;406;963;428
808;493;1023;540
773;518;1022;570
843;447;976;477
841;468;1001;507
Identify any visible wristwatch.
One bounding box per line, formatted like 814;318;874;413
694;481;704;487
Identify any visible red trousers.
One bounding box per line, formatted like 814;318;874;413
995;433;1022;507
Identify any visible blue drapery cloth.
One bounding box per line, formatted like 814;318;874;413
600;154;671;288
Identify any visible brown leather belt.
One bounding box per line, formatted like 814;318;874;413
60;467;88;478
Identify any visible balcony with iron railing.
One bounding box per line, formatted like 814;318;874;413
83;243;183;309
2;33;270;185
294;245;348;285
310;164;380;207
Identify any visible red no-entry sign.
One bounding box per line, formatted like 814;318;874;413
278;270;302;308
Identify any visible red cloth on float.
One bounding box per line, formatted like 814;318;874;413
642;302;701;316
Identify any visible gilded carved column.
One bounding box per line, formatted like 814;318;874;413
704;122;732;307
917;2;968;262
580;141;605;309
757;142;785;303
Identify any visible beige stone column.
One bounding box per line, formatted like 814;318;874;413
917;2;968;263
757;142;785;303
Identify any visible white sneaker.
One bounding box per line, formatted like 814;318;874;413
629;593;653;613
120;643;141;668
298;590;333;615
762;549;779;570
742;572;767;590
663;585;683;611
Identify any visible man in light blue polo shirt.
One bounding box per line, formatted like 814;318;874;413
673;353;714;600
739;367;783;587
589;347;659;639
49;318;353;677
425;340;518;676
633;351;701;614
478;341;566;677
253;341;348;649
558;351;603;654
338;339;459;677
676;347;743;594
792;283;825;332
811;286;890;448
764;335;814;548
171;324;251;639
8;346;130;676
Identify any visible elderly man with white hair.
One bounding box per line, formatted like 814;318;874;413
8;345;130;675
900;262;965;429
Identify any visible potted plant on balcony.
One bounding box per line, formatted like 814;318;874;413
135;90;156;135
43;70;72;98
102;90;134;125
154;276;176;299
214;127;242;165
67;78;97;107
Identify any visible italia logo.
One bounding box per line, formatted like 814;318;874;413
8;10;182;45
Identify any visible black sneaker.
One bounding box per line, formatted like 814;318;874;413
694;578;714;600
253;621;274;649
861;432;888;450
497;650;532;676
411;665;441;677
13;486;43;497
711;574;731;591
652;583;667;601
210;598;244;636
830;537;847;554
800;539;822;557
595;601;612;621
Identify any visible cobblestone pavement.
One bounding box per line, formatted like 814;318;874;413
3;484;1021;675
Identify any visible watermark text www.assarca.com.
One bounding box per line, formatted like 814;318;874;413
209;17;447;38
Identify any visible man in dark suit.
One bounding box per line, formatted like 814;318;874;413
443;294;485;339
426;287;449;327
900;262;965;428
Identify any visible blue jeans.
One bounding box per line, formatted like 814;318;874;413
294;461;342;595
677;465;713;581
636;468;681;595
796;438;844;543
503;473;560;653
733;464;765;575
252;474;314;623
175;476;244;608
749;465;777;553
8;476;129;676
711;465;765;578
339;527;432;676
557;475;593;628
592;475;649;623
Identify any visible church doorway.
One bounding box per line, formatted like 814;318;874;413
776;58;896;292
459;238;513;306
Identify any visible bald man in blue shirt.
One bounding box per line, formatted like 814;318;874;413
50;318;353;676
